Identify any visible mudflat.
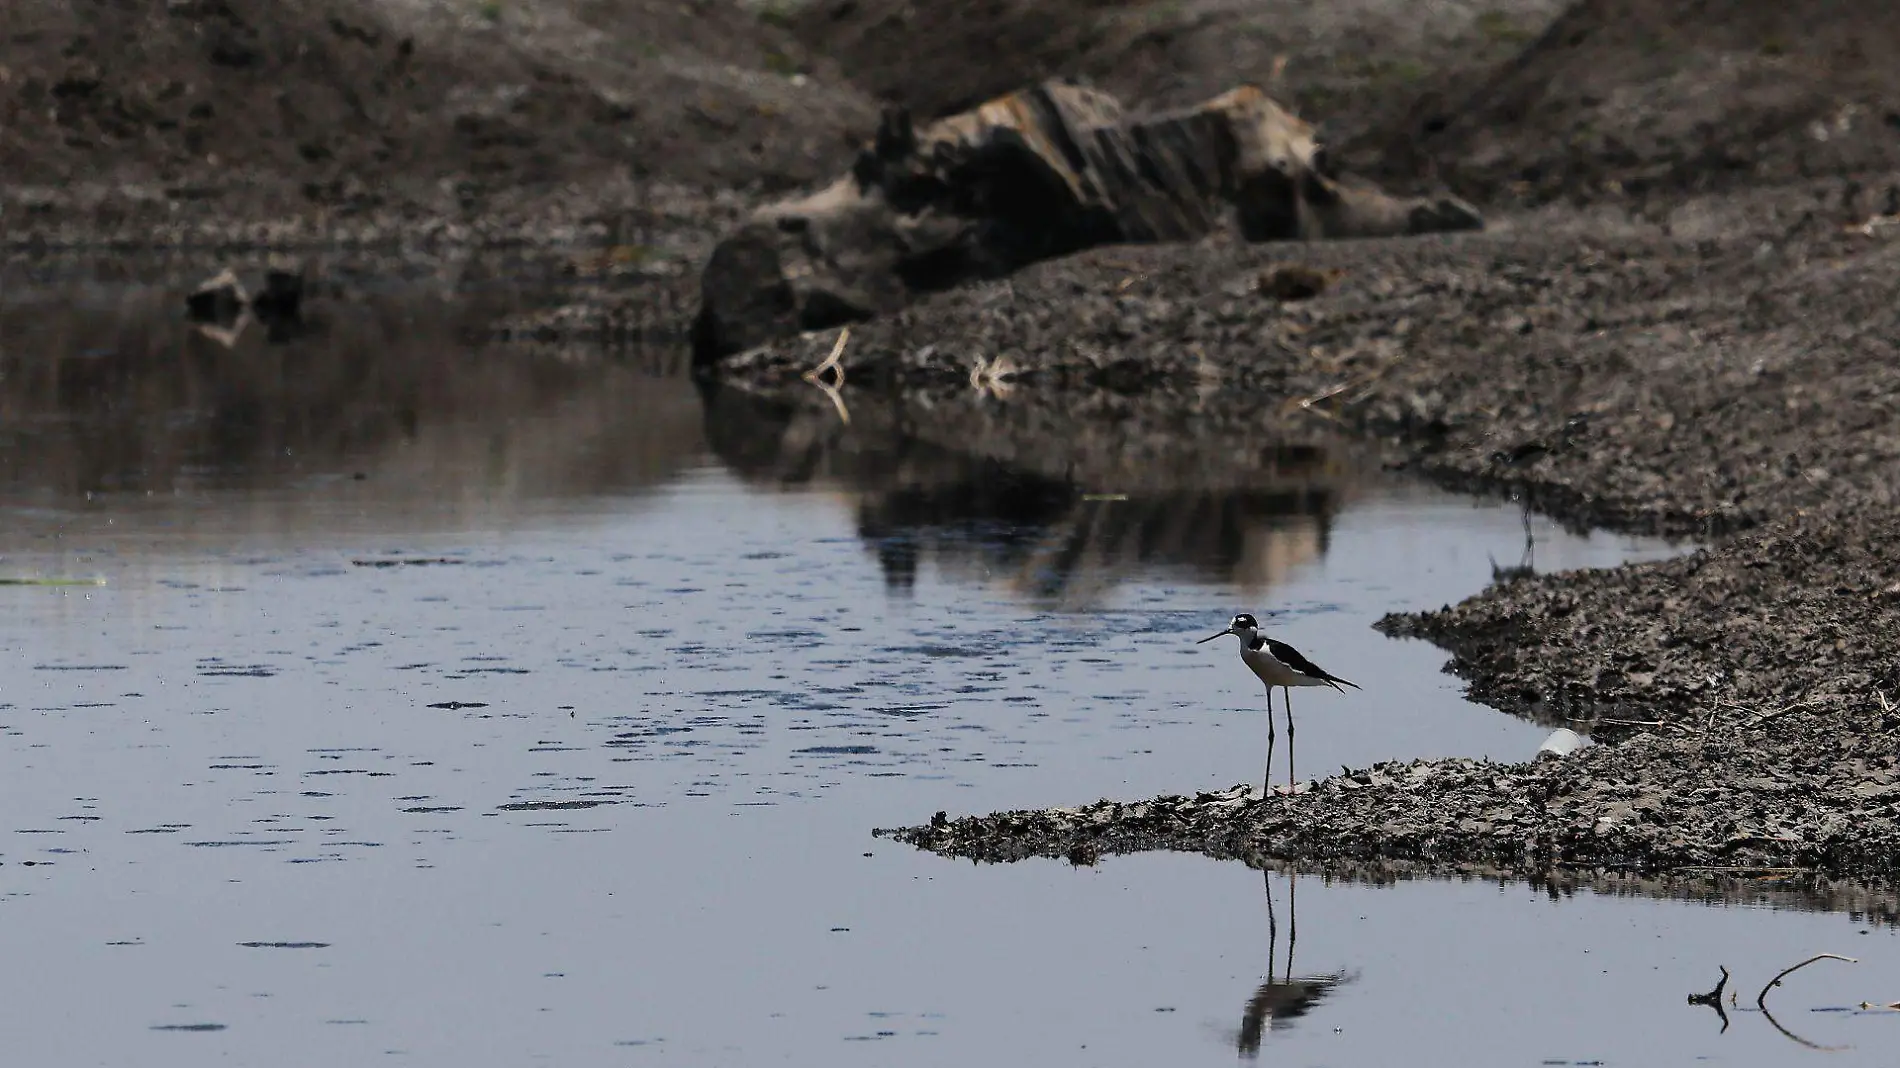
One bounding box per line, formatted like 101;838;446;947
863;196;1900;879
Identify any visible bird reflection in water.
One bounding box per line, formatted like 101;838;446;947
1487;498;1538;586
1235;871;1355;1059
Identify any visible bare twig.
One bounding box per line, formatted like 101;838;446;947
802;327;850;388
1283;356;1406;417
1758;954;1858;1012
1689;965;1729;1004
1290;378;1359;410
811;378;851;426
1757;1006;1849;1051
193;310;252;349
1687;965;1731;1033
1710;696;1814;729
799;327;853;424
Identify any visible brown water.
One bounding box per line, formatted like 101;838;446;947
2;283;1896;1066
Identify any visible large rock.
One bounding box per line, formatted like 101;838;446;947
693;79;1482;365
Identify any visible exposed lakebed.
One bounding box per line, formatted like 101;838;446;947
2;293;1896;1066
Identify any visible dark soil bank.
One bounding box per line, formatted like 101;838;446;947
1400;0;1900;205
717;181;1900;538
1;0;872;239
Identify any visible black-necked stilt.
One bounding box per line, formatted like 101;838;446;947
1198;613;1360;793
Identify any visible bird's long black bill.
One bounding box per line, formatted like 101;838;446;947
1196;630;1231;644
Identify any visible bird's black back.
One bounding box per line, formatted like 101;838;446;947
1262;638;1356;688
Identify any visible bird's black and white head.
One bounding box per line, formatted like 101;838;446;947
1198;613;1262;644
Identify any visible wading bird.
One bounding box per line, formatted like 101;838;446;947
1198;613;1359;793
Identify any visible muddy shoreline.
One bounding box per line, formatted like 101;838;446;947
11;0;1900;889
711;177;1898;536
835;176;1900;883
884;823;1900;923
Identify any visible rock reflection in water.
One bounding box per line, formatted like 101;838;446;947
7;274;1362;614
1235;871;1354;1057
0;284;704;549
699;381;1368;608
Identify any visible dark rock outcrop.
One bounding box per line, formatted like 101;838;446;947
693;80;1482;364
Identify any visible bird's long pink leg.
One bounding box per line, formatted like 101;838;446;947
1263;686;1276;796
1285;688;1296;791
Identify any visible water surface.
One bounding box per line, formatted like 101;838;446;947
3;290;1894;1066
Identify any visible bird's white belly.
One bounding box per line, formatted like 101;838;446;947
1240;647;1321;688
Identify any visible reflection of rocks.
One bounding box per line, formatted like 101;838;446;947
887;787;1900;922
0;286;704;548
698;380;1364;606
1245;856;1900;927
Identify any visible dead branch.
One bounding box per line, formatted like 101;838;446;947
1687;965;1731;1032
799;327;853;424
1734;954;1862;1052
1757;953;1858;1012
802;327;850;388
811;378;851;426
1688;965;1729;1005
1757;1006;1849;1051
1283;355;1405;417
1710;696;1814;729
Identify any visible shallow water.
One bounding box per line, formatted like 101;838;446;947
3;293;1897;1066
